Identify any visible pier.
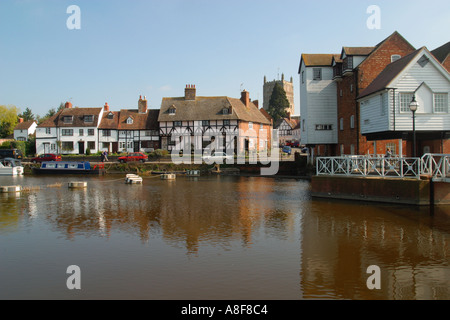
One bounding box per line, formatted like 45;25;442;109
312;153;450;205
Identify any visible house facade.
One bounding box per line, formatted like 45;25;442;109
359;47;450;155
299;53;339;155
14;118;37;141
158;85;272;155
298;31;450;158
274;115;300;145
36;99;160;155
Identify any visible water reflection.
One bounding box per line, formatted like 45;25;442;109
0;175;449;299
300;199;450;300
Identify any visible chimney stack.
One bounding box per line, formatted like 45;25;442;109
241;90;250;108
185;84;196;100
19;117;24;123
104;102;110;112
253;100;259;108
65;102;72;109
138;95;148;113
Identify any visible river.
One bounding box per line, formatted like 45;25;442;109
0;174;449;300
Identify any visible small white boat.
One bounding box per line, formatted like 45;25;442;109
0;158;24;176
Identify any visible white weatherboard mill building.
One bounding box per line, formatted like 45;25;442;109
358;47;450;152
299;54;339;154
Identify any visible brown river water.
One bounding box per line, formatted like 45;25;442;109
0;174;449;300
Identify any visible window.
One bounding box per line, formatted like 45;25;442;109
391;54;401;62
84;115;94;123
315;124;332;131
434;93;448;113
103;130;111;137
386;143;397;156
51;144;56;151
301;71;305;84
302;120;305;132
400;93;414;112
62;129;73;136
45;128;51;134
107;112;114;119
126;117;133;124
102;143;110;149
174;121;182;127
350;115;355;129
202;120;210;127
61;142;74;150
340;118;344;131
88;129;94;136
223;120;230;126
313;68;322;80
63;116;73;124
169;106;176;115
223;108;229;115
87;141;95;150
248;122;253;129
79;129;84;136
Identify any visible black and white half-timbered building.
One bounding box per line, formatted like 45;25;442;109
158;85;273;155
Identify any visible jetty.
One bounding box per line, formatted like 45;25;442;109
312;153;450;206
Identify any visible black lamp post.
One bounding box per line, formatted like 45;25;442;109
409;95;419;157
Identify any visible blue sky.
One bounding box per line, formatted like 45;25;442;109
1;0;449;117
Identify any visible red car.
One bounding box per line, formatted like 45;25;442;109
31;154;62;163
118;152;148;163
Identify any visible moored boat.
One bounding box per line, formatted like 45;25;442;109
0;158;24;176
32;161;104;175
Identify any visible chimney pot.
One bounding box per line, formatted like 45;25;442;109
65;102;72;109
19;117;24;123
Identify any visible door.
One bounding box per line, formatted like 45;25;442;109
112;142;118;154
78;142;85;155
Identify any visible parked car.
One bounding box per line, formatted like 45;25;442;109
0;149;23;160
118;152;148;163
282;146;292;155
202;151;234;163
292;141;300;148
301;147;309;154
31;153;62;163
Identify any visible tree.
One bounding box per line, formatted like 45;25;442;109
18;107;35;122
0;105;19;138
267;82;289;123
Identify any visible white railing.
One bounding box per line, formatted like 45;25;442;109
420;154;450;181
316;154;449;181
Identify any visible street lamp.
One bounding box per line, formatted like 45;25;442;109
409;95;419;157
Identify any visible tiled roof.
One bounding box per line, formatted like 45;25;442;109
118;109;160;130
14;120;36;130
301;54;340;67
158;96;271;124
342;47;376;56
98;111;120;129
37;107;102;128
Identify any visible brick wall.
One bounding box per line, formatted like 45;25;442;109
337;32;416;156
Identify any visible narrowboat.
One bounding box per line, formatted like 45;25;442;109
0;158;24;176
32;161;104;175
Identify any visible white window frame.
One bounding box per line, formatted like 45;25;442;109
434;93;448;113
399;92;414;113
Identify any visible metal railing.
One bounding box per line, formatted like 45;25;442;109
316;154;449;181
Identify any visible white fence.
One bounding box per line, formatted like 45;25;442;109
316;154;450;181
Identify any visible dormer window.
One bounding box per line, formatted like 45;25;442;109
126;117;133;124
107;112;114;119
169;105;176;115
84;115;94;123
391;54;401;62
63;116;73;124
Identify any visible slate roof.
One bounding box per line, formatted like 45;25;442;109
357;47;424;99
431;41;450;63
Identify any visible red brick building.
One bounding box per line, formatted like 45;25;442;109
334;31;416;156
